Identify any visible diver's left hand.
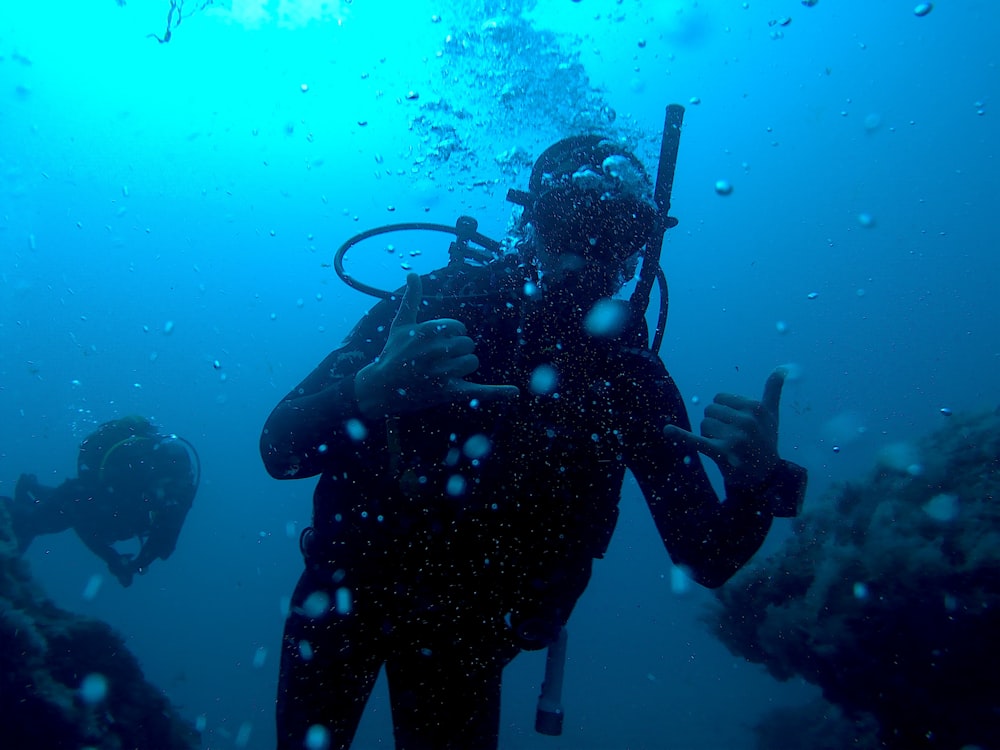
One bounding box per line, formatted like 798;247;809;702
663;367;788;490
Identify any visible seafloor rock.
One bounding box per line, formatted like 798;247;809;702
711;408;1000;750
0;501;198;750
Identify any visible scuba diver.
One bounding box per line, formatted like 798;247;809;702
4;416;200;587
260;111;807;750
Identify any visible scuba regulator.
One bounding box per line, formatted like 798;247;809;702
334;104;685;357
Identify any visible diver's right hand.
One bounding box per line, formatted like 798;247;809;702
109;553;136;587
355;273;520;418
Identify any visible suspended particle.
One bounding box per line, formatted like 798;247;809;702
300;83;310;93
446;474;467;497
807;292;819;299
780;362;804;382
923;493;959;521
463;434;492;460
305;725;331;750
302;591;331;618
530;364;559;396
584;299;628;338
298;640;314;661
670;566;692;595
714;179;734;196
335;586;353;615
345;418;368;441
939;407;953;417
235;723;252;748
79;673;109;705
82;574;103;601
913;3;933;17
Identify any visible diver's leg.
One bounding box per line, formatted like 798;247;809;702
9;475;71;552
276;568;384;750
386;621;516;750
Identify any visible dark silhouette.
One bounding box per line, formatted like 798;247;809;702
5;416;199;587
261;134;807;749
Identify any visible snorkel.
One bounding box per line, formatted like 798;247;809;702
633;103;684;354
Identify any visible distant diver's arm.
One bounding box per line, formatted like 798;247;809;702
75;529;136;586
134;494;192;571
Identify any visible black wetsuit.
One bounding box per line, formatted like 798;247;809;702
261;258;807;750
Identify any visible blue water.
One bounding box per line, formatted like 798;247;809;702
1;1;996;748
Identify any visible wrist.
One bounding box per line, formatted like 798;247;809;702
354;363;387;419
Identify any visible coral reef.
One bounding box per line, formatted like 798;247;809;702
753;700;881;750
711;408;1000;750
0;501;198;750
